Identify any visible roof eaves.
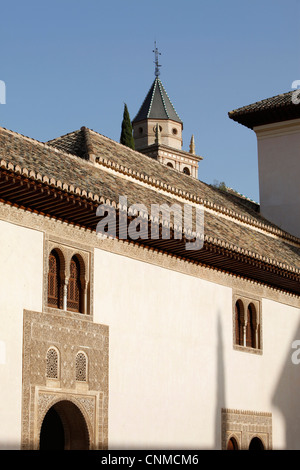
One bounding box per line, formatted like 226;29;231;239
228;90;300;129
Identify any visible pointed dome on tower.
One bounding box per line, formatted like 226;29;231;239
132;76;183;126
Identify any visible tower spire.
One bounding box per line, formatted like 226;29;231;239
153;41;161;77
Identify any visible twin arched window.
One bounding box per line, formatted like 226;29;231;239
227;435;264;450
47;250;85;314
234;298;261;350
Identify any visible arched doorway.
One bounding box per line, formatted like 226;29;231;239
249;436;264;450
227;436;239;450
39;400;90;450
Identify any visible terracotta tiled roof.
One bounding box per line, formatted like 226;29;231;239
228;90;300;129
1;125;300;293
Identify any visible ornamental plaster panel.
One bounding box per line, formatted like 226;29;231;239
21;309;108;450
221;408;272;450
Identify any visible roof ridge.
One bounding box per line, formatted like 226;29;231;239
94;152;299;243
157;77;181;121
156;78;170;119
229;89;294;114
47;128;82;143
0;126;87;161
147;78;158;119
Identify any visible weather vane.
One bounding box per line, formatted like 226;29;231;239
153;41;161;77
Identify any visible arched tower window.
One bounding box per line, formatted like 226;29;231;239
246;303;256;348
48;250;63;309
46;347;60;379
67;256;82;313
76;351;88;382
183;167;190;175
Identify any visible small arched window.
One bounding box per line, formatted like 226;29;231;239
183;167;190;175
46;347;59;379
48;250;63;309
76;351;88;382
167;162;174;168
227;436;239;450
67;256;82;313
246;304;256;348
235;300;244;346
249;436;264;450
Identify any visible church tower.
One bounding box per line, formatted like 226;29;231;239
132;43;202;178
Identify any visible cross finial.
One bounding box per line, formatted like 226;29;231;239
153;41;161;77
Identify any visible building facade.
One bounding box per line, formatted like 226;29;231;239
0;79;300;450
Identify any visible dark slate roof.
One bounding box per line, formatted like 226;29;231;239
132;77;183;125
228;90;300;129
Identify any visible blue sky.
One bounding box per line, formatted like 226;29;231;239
1;0;299;202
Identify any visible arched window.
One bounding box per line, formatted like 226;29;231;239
48;250;63;309
246;304;256;348
183;167;190;175
67;256;82;313
227;436;239;450
46;347;59;379
235;300;244;346
76;351;88;382
249;436;264;450
167;162;173;168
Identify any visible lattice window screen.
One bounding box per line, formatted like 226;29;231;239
67;257;81;312
46;347;59;379
76;352;87;382
48;251;63;309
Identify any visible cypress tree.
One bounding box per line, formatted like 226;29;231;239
120;103;135;150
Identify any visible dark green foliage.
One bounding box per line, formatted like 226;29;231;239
213;180;227;191
120;103;135;150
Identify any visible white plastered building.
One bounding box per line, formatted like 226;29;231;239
0;77;300;450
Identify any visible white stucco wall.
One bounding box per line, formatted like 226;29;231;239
261;298;300;449
94;247;230;449
0;216;299;449
255;119;300;238
94;247;300;450
0;220;43;449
